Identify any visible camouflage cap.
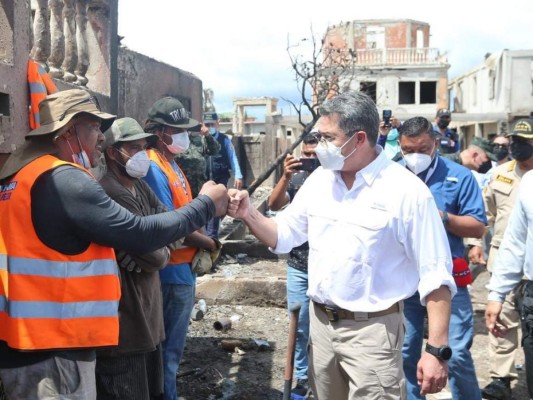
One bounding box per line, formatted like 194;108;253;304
26;89;115;137
103;117;156;150
147;97;198;129
509;119;533;139
471;136;497;161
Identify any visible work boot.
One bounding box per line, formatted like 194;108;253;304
291;379;312;399
481;377;512;400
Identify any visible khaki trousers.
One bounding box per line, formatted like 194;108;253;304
309;301;406;400
489;288;520;379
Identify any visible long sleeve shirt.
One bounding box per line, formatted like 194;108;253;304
487;170;533;302
272;148;456;311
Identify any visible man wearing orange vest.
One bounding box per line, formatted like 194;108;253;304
0;89;229;400
143;96;220;400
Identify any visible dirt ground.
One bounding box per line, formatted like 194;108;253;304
178;256;529;400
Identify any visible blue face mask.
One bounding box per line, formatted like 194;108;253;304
387;129;399;141
208;127;217;135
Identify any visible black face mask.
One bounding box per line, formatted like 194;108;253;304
477;159;493;174
437;120;450;129
510;140;533;161
494;147;509;161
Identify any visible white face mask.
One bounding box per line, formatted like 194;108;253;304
67;132;92;169
402;143;435;175
165;131;190;154
124;150;150;178
208;127;217;135
314;134;356;170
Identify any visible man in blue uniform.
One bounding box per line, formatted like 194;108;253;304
399;116;486;400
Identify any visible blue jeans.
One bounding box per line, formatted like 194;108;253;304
402;288;481;400
161;283;195;400
287;266;310;381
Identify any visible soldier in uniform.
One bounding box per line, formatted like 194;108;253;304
443;136;496;172
176;124;221;198
471;119;533;400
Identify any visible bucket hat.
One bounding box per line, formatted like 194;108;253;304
26;89;115;137
103;117;157;150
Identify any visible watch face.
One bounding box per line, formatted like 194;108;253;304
440;346;452;361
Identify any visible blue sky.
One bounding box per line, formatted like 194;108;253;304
118;0;533;117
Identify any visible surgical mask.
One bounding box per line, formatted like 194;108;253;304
208;127;217;135
437;120;450;129
314;135;356;171
510;140;533;161
387;129;399;141
123;150;150;178
67;129;92;169
477;159;493;174
164;131;190;154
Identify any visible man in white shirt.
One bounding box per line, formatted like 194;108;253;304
227;91;456;400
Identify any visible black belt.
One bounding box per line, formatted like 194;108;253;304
313;301;400;322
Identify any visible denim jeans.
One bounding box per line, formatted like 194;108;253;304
287;266;310;381
402;288;481;400
161;283;195;400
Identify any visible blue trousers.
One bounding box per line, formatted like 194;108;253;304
402;288;481;400
287;266;310;381
161;283;195;400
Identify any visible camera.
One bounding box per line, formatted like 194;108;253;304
383;109;392;128
296;158;320;172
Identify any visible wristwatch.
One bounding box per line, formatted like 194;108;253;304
425;343;452;361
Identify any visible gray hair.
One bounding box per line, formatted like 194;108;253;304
318;91;380;145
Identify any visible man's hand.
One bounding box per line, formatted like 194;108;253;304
234;178;243;190
227;188;251;220
283;154;300;179
485;300;508;337
468;245;486;266
200;124;209;137
379;120;392;135
199;181;229;217
417;352;448;395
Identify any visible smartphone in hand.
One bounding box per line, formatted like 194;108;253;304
296;158;320;172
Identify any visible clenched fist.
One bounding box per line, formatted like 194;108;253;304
199;181;229;217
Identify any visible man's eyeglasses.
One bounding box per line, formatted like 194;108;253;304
59;96;101;121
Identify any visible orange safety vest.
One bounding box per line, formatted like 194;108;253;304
27;59;58;129
147;149;198;264
0;155;120;351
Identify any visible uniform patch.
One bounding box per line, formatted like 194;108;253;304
0;181;16;201
495;175;513;185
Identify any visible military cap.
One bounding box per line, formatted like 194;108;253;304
472;136;497;161
103;117;157;150
509;119;533;139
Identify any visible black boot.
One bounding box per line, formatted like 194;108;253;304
481;377;512;400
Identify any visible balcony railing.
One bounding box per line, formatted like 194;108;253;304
328;47;446;67
30;0;102;86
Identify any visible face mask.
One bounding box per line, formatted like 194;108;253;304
477;159;493;174
314;135;356;171
67;128;92;169
387;129;399;141
403;153;433;175
122;150;150;178
510;140;533;161
437;120;450;129
164;131;190;154
494;147;509;161
208;127;217;135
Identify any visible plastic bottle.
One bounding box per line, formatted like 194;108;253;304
197;299;207;313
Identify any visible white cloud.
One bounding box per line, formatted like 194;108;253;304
118;0;533;113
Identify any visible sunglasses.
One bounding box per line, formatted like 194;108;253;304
59;96;101;121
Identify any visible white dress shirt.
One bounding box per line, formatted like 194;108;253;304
273;148;456;312
488;170;533;302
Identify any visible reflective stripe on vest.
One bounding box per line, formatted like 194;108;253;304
27;59;58;129
147;149;197;264
0;155;120;350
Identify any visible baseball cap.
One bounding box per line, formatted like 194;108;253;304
436;108;451;118
147;97;198;129
203;112;218;123
471;136;497;161
508;119;533;139
103;117;156;150
26;89;115;137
